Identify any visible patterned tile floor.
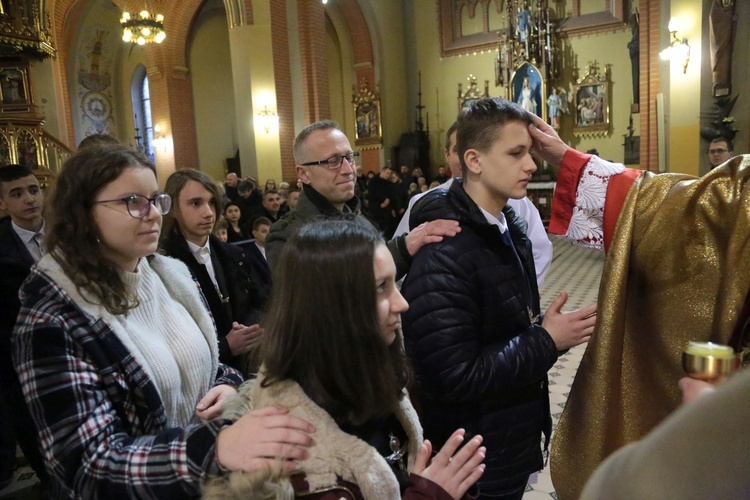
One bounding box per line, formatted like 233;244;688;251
0;235;605;500
524;235;605;499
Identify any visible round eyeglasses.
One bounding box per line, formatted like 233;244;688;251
300;151;360;170
93;193;172;219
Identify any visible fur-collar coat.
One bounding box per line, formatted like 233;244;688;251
203;371;424;499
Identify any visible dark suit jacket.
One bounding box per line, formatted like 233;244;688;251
0;217;35;374
232;240;272;297
160;232;266;370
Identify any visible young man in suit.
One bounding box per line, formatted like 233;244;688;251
0;165;50;491
160;169;267;375
244;217;272;297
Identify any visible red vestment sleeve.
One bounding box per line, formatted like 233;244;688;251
548;149;591;235
602;168;641;253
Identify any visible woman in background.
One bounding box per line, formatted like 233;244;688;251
223;201;249;242
205;220;485;499
12;145;314;499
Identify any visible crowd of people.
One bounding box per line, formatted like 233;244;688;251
0;98;747;500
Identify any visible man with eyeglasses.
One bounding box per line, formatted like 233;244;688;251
0;165;50;493
708;137;733;170
266;120;460;276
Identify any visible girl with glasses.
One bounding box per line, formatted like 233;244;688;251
205;220;485;499
12;144;315;498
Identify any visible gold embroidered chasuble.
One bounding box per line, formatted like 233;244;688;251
551;155;750;499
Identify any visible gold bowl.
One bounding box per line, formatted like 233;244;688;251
682;351;739;381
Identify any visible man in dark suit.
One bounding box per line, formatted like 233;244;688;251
160;169;267;375
239;217;272;297
0;165;50;490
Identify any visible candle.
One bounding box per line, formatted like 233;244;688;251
684;341;735;359
682;341;738;381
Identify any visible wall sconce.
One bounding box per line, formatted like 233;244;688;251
152;124;166;152
659;17;691;74
257;106;278;134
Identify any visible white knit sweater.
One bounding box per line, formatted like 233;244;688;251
37;254;220;428
116;260;213;427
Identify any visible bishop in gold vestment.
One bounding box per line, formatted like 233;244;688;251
546;149;750;499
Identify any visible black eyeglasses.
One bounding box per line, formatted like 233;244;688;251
300;152;360;170
93;193;172;219
709;148;728;155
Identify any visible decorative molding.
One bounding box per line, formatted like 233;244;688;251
438;0;630;56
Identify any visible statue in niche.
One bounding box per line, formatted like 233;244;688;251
547;88;562;129
709;0;736;97
518;77;536;114
516;5;531;42
627;11;639;112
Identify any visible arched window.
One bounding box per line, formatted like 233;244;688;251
131;64;155;163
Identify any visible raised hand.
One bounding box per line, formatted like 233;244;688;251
527;113;569;167
411;429;485;499
226;322;264;356
542;291;597;351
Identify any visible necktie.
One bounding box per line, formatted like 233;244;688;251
30;234;43;262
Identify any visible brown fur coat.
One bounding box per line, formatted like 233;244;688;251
203;372;423;499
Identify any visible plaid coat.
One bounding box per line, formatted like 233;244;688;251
12;254;243;499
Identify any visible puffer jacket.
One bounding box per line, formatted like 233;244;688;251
401;178;556;496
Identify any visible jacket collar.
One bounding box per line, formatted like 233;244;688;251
300;183;361;217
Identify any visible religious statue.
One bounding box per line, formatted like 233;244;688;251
547;88;562;129
518;77;536;114
709;0;736;97
516;5;531;42
627;11;640;111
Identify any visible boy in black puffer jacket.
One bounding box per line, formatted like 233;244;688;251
401;98;596;499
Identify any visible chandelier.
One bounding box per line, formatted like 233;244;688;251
121;9;166;45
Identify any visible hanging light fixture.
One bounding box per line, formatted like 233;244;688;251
121;6;166;45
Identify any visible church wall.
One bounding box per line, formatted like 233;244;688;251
68;1;123;144
325;11;353;141
564;29;639;164
663;0;702;176
410;0;640;170
30;58;62;139
116;48;148;149
189;3;238;181
351;0;410;169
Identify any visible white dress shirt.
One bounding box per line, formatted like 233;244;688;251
186;239;220;292
12;219;45;262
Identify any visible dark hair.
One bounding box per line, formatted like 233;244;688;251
0;164;36;193
263;189;279;200
78;134;119;150
456;97;532;175
252;217;272;231
223;201;241;216
237;180;255;193
293;120;338;164
161;169;222;242
260;220;410;425
445;121;459;152
46;145;155;315
710;137;733;152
